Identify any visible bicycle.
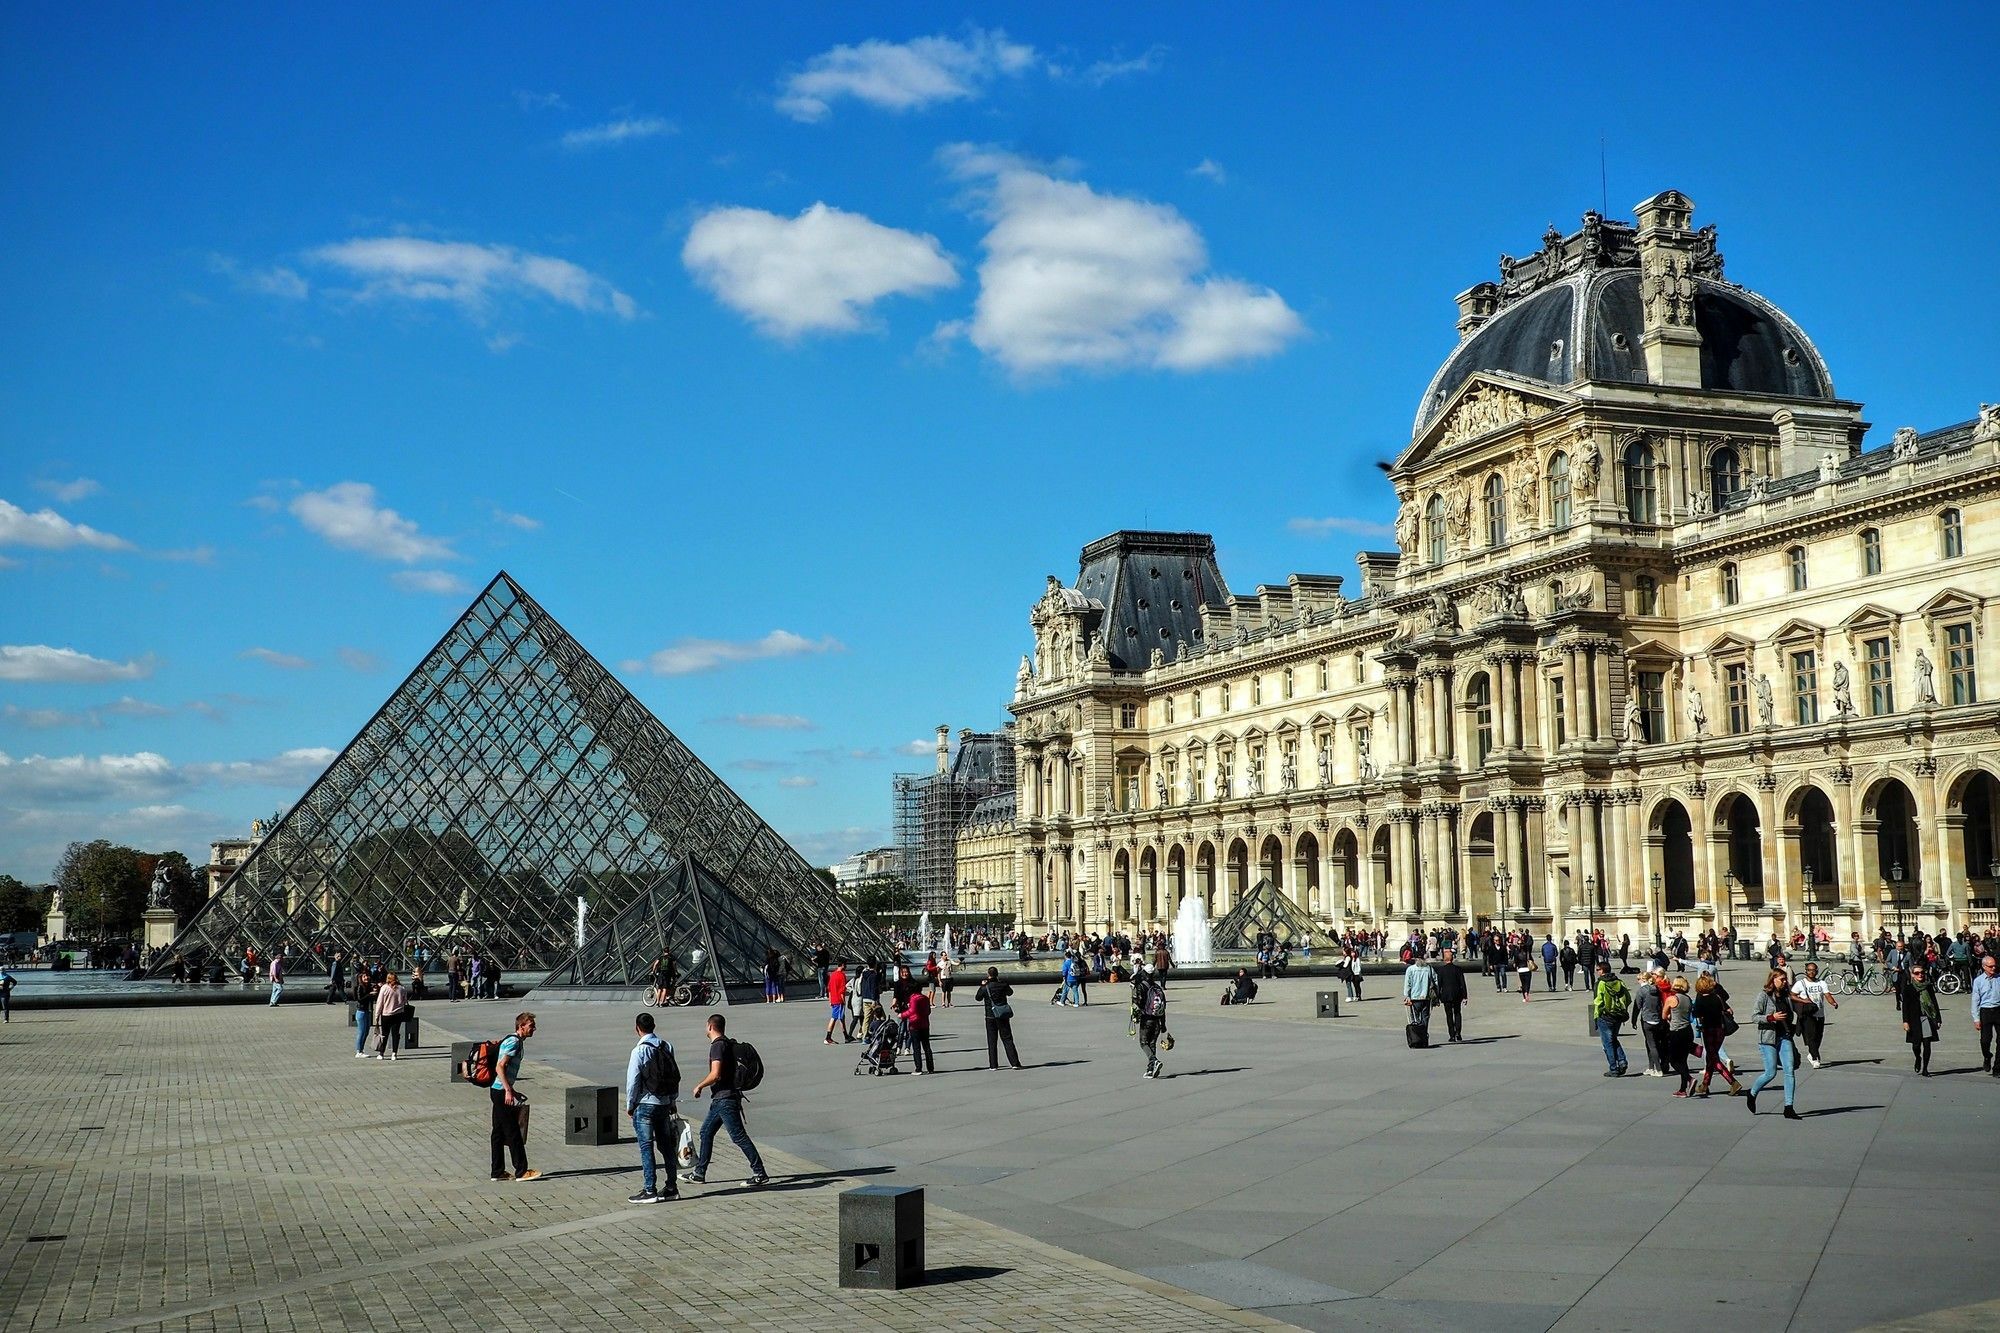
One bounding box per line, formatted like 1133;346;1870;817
671;978;716;1007
1935;969;1965;996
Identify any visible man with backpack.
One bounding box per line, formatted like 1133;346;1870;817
1589;962;1632;1076
681;1013;769;1189
625;1012;680;1204
1134;963;1169;1079
488;1011;541;1181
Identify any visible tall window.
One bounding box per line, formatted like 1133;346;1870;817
1547;451;1572;528
1725;663;1750;735
1317;658;1329;691
1864;637;1894;715
1941;508;1965;558
1119;702;1138;729
1788;546;1808;592
1483;473;1506;547
1165;697;1176;724
1469;674;1493;763
1721;562;1740;606
1425;495;1446;565
1861;527;1883;576
1634;575;1657;615
1709;447;1742;510
1624;440;1658;523
1283;666;1294;699
1192;690;1202;720
1220;683;1232;712
1637;670;1666;743
1947;622;1978;704
1251;675;1262;706
1791;650;1819;724
1550;675;1567;746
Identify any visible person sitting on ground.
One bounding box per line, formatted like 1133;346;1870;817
1224;967;1259;1005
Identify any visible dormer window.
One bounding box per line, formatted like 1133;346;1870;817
1624;440;1658;523
1709;446;1742;510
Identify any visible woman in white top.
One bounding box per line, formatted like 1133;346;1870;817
1789;961;1838;1068
372;971;409;1060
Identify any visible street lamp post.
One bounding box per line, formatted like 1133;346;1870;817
1492;865;1511;943
1802;862;1817;959
1583;873;1598;943
1650;872;1664;949
1889;862;1907;940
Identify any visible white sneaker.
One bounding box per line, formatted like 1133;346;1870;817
1808;1056;1821;1068
354;1051;367;1058
389;1053;398;1061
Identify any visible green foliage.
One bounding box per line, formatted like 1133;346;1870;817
852;876;919;921
0;873;53;934
54;840;149;939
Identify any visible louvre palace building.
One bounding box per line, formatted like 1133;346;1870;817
955;191;2000;946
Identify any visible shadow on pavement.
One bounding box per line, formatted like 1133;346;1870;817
1798;1105;1886;1118
1457;1035;1521;1046
1163;1067;1249;1079
925;1264;1013;1285
1816;1058;1883;1069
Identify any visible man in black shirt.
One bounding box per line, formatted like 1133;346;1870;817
1436;947;1469;1042
681;1013;769;1188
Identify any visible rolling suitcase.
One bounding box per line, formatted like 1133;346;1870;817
1405;1021;1428;1049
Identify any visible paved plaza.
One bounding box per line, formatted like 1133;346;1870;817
2;962;1995;1332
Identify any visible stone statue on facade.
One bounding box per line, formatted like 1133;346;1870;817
1745;472;1768;502
1510;455;1539;523
149;863;172;910
1754;674;1775;728
1687;488;1711;517
1623;693;1644;745
1317;745;1331;788
1246;756;1264;796
1153;771;1169;808
1575;437;1603;498
1016;654;1033;693
1216;765;1232;801
1429;592;1459;631
1489;574;1526;620
1355;729;1377;780
1892;425;1921;461
1914;647;1938;706
1818;451;1842;485
1443;482;1472;546
1685;687;1708;738
1148;648;1165;670
1978;403;2000;441
1184;769;1198;805
1281;752;1298;792
1831;660;1857;718
1394;497;1419;556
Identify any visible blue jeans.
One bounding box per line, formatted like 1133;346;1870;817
693;1096;765;1178
1596;1017;1628;1072
1750;1040;1796;1105
354;1009;371;1053
1061;977;1081;1005
268;982;282;1006
633;1103;676;1194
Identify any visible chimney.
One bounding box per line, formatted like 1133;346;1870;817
935;724;950;774
1454;282;1500;339
1632;190;1704;387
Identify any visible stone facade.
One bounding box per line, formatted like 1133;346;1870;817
959;192;2000;944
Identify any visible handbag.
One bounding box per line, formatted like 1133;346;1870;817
989;1001;1014;1021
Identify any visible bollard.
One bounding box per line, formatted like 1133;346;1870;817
403;1009;421;1050
450;1041;478;1083
839;1185;924;1289
1315;990;1341;1019
564;1085;622;1146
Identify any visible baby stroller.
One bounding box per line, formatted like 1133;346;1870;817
854;1008;904;1076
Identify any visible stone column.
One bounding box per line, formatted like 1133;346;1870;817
1563;650;1582;746
1577;796;1601;916
1595;645;1614;744
1836;777;1863;920
1387;813;1410;917
1495;656;1517;750
1442;807;1462;918
1579;645;1599;742
1608;793;1631;913
1436;670;1455;764
1414;676;1435;765
1524;800;1547;915
1358;825;1379;924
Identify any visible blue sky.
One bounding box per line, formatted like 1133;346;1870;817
2;3;1995;879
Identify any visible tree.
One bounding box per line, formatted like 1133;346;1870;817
852;876;918;921
54;840;148;939
0;874;52;934
149;850;206;925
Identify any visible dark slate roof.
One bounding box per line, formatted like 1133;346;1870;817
1415;272;1834;432
1715;419;1980;514
1075;531;1231;672
966;789;1016;827
948;732;1014;786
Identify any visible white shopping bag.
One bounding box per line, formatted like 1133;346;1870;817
674;1115;695;1169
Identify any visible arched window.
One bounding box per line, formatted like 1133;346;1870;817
1721;562;1739;606
1483;473;1506;547
1860;527;1883;576
1547;451;1572;528
1624;439;1658;523
1425;495;1446;565
1941;508;1965;558
1468;673;1493;763
1788;545;1808;592
1709;446;1742;510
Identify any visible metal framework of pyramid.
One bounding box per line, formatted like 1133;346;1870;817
150;572;882;982
536;855;798;999
1211;878;1321;951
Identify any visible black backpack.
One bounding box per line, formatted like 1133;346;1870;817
638;1040;680;1101
729;1040;764;1093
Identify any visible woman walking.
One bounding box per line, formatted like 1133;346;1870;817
1663;975;1696;1096
937;949;955;1007
1746;969;1801;1118
372;970;408;1060
974;966;1023;1070
1691;975;1745;1098
353;968;377;1057
1790;961;1837;1068
763;948;783;1003
1899;962;1942;1075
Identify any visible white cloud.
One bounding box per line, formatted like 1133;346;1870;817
338;647;382;673
730;758;789;773
183;747;337;788
240;647;312;670
777;28;1037;121
0;645;154;683
684;203;958;339
390;569;472;596
894;739;935;757
0;498;134;552
779;775;819;788
212;254;311;300
1288;516;1395;539
290;482;456;563
1080;47;1167;84
104;696;173;718
561;116;675;149
0;745;338;811
1190;158;1227;184
491;508;541;531
308;237;638;321
515;89;568;111
36;477;101;502
624;630;843;677
786;824;889;866
940;146;1305;374
2;706;93;729
715;713;817;731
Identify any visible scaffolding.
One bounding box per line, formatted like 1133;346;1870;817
894;727;1015;912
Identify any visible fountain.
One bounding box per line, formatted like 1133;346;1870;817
1172;892;1214;966
940;923;954;959
916;909;931;949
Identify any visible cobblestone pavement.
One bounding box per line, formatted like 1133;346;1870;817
0;1006;1290;1332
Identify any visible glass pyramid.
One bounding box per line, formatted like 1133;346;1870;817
1210;878;1323;951
537;854;801;996
150;572;882;982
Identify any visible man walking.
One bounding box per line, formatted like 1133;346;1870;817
1971;952;2000;1077
625;1012;679;1204
326;950;347;1004
489;1011;541;1182
267;951;285;1006
681;1013;769;1188
0;965;15;1022
1134;963;1168;1078
1635;967;1665;1075
811;940;831;999
1435;947;1468;1042
1589;962;1632;1076
1403;951;1438;1043
823;959;848;1045
1541;934;1559;992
